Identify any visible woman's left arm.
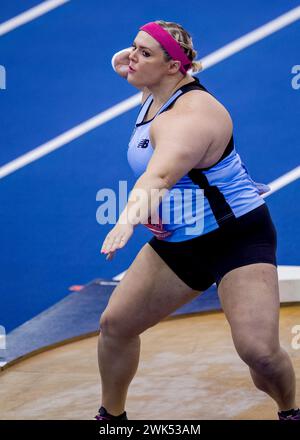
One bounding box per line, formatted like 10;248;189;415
101;109;214;259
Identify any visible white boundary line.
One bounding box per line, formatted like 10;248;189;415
201;5;300;69
1;5;300;178
0;0;70;36
263;166;300;198
0;95;140;179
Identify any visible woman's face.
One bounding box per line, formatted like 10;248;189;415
128;31;175;87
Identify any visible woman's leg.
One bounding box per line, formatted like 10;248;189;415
98;243;201;416
217;263;297;411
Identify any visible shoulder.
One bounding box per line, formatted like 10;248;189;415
150;89;232;144
176;89;232;126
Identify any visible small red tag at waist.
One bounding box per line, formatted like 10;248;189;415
144;216;172;240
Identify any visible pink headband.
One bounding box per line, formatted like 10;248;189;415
139;22;192;74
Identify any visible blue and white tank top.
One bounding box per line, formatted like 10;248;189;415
127;77;270;242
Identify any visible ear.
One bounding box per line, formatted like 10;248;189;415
167;60;181;74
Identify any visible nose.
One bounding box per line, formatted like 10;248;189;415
129;48;138;62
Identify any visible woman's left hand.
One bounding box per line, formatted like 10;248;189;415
101;222;134;261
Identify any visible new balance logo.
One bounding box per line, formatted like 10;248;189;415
137;139;149;149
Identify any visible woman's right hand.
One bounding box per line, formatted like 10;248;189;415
114;48;132;79
101;221;134;261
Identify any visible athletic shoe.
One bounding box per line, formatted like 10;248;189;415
94;406;128;421
278;408;300;420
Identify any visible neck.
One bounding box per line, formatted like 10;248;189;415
146;74;194;108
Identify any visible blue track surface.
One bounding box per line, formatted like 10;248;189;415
0;0;299;332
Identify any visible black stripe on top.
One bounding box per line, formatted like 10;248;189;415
188;169;235;226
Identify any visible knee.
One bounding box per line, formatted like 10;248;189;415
236;343;280;374
99;311;137;339
249;351;279;375
100;311;119;337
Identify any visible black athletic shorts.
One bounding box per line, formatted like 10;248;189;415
148;203;277;291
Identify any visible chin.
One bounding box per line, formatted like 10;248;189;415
127;75;145;87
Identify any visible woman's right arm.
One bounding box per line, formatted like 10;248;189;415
112;48;151;104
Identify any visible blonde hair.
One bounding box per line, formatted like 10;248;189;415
155;20;203;74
